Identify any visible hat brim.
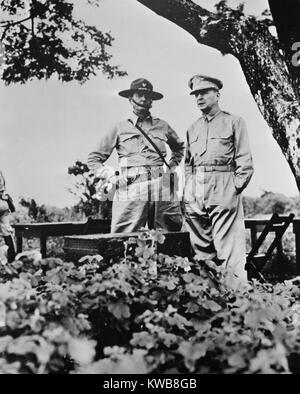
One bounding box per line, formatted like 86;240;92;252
118;89;163;100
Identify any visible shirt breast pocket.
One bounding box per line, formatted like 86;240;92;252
148;130;167;154
209;134;233;156
118;132;141;154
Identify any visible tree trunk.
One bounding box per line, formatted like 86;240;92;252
136;0;300;192
268;0;300;87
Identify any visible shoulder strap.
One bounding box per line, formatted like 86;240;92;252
128;119;170;169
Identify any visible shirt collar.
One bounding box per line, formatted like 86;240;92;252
129;112;152;125
203;109;222;122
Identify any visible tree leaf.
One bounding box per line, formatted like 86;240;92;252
68;338;96;365
178;341;208;372
202;300;222;312
108;302;131;320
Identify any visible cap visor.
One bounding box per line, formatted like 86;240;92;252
190;88;219;95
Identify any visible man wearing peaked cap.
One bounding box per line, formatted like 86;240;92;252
183;74;254;287
188;74;223;94
87;78;185;233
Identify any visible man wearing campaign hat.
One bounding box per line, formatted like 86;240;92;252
88;78;185;233
183;74;254;285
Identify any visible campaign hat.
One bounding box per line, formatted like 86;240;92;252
118;78;163;100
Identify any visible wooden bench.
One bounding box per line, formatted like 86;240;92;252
13;216;300;272
63;231;192;262
13;218;110;257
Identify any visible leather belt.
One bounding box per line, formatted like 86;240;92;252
193;164;234;173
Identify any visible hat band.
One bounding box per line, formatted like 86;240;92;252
132;88;152;91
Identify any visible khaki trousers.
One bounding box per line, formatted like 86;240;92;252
184;169;247;284
111;173;182;233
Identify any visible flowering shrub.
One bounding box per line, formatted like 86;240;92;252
0;231;300;374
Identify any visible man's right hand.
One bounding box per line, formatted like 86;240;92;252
95;165;116;181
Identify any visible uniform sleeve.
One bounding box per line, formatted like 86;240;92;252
87;125;118;172
184;130;193;180
166;124;185;167
233;117;254;192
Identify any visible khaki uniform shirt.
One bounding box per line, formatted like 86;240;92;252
185;110;254;191
88;114;185;171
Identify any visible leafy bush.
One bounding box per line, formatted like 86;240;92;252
68;161;112;219
0;231;300;374
243;191;300;217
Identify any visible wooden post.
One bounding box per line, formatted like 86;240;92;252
16;235;23;254
40;233;47;258
250;226;257;248
294;220;300;275
296;235;300;275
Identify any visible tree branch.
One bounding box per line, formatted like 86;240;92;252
135;0;300;190
0;16;32;29
0;16;32;41
136;0;230;51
